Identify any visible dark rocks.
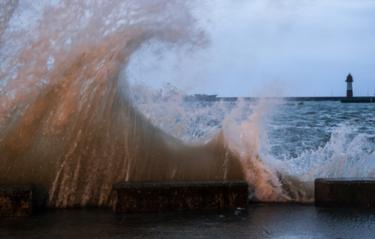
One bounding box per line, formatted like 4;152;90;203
0;185;33;216
315;178;375;207
112;181;249;213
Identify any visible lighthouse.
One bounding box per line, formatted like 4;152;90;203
346;73;353;98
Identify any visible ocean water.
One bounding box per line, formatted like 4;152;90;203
259;100;375;181
132;93;375;170
132;93;375;200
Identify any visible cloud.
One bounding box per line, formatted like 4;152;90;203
128;0;375;96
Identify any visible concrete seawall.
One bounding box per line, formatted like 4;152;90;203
0;185;33;217
3;178;375;215
112;181;249;213
315;178;375;207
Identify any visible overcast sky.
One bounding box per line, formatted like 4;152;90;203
129;0;375;97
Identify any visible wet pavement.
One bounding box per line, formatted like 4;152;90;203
1;204;375;238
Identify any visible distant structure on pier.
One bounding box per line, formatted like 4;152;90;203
185;94;218;101
346;73;353;98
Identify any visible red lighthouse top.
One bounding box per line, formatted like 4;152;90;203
346;73;353;83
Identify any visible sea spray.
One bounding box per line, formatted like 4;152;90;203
130;86;308;202
0;0;245;208
221;98;294;201
281;124;375;181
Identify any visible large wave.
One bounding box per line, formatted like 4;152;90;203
0;0;251;208
5;0;370;208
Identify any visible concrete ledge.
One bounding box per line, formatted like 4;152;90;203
315;178;375;207
113;181;248;213
341;97;375;103
0;185;33;216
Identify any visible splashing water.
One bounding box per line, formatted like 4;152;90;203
0;0;245;208
1;1;374;208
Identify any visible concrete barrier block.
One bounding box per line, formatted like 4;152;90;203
0;185;33;216
113;181;248;213
315;178;375;207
